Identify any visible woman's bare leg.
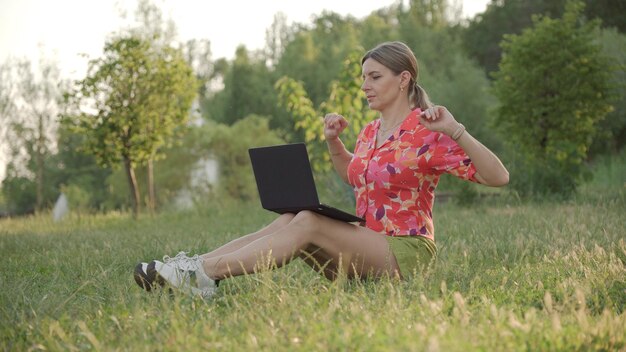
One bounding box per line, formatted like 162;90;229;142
201;213;295;259
299;244;341;280
202;210;401;280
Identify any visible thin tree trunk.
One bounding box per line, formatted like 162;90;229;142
35;150;43;211
147;158;155;213
124;157;141;218
35;114;44;211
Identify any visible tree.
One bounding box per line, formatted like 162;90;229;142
204;46;293;136
275;11;361;107
126;0;194;212
216;46;276;124
492;1;613;196
264;12;292;68
464;0;625;76
358;10;398;50
66;35;197;216
276;51;377;172
590;28;626;155
0;58;65;212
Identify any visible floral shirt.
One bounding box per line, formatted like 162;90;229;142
347;109;478;240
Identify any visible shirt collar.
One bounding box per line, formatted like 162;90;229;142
375;108;422;133
399;108;422;131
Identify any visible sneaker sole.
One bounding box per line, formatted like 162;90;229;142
133;261;165;291
134;260;218;298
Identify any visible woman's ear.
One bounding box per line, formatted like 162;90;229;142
400;71;412;86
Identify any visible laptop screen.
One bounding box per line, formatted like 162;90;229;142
248;143;320;210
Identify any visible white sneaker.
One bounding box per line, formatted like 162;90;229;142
134;251;217;299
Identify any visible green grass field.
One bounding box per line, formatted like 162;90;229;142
1;166;625;351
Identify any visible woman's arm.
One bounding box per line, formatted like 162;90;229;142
326;137;353;184
452;130;509;186
324;113;353;184
421;106;509;187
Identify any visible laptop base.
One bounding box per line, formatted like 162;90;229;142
269;204;364;223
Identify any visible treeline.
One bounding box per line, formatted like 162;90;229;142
0;0;623;216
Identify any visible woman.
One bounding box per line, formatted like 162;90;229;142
134;41;509;298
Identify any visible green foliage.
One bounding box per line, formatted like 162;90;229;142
1;123;110;215
358;11;397;50
590;28;626;155
60;184;91;213
463;0;568;75
275;12;361;106
65;35;197;214
492;1;613;197
98;123;213;211
463;0;625;76
206;47;283;126
207;115;285;201
579;148;626;197
0;57;66;212
419;50;501;153
1;177;37;214
67;36;197;169
49;125;112;211
276;52;377;173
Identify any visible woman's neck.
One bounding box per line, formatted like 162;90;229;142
379;103;412;127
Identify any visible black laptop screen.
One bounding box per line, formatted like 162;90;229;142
248;143;320;210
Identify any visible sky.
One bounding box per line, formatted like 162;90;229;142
0;0;490;181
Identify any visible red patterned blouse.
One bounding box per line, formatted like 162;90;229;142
347;108;478;240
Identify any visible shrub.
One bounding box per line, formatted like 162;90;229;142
492;1;613;197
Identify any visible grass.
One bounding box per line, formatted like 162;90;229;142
1;170;625;351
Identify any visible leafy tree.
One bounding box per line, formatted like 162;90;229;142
464;0;566;75
101;125;210;211
590;28;626;155
398;0;453;30
275;12;361;106
0;58;65;212
126;0;196;212
66;35;197;216
207;46;277;124
264;12;293;68
492;1;613;196
183;38;214;119
276;51;377;172
464;0;625;76
358;10;398;50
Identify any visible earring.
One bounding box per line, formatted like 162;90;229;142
400;86;404;92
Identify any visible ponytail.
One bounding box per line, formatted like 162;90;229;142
411;81;433;110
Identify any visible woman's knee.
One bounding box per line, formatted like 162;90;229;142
290;210;321;233
277;212;296;224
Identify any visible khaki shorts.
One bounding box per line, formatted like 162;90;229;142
386;235;437;278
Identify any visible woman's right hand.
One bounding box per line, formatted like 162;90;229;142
324;113;348;141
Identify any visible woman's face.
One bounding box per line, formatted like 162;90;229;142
361;58;404;112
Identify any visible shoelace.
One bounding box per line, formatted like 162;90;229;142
163;251;201;271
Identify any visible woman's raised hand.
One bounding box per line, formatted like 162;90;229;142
419;106;460;137
324;113;349;141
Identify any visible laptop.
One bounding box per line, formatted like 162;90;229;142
248;143;364;223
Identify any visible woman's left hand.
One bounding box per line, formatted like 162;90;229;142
419;106;460;137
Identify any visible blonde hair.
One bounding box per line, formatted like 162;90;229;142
361;41;433;110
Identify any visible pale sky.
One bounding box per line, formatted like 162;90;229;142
0;0;489;181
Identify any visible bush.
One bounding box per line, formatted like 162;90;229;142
208;115;285;201
492;1;613;197
61;184;91;213
1;176;37;214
